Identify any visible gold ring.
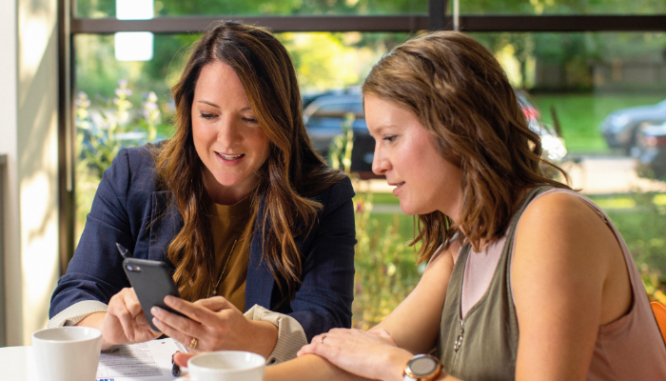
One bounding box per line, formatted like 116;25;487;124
320;335;327;344
189;337;198;349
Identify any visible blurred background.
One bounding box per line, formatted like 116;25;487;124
2;0;666;345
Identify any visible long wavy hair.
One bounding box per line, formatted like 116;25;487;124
363;31;570;261
154;21;345;302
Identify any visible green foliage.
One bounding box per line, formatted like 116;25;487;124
605;192;666;276
74;80;169;242
595;192;666;303
328;113;420;329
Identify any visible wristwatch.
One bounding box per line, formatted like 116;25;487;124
403;354;442;381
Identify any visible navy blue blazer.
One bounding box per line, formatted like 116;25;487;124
50;146;356;341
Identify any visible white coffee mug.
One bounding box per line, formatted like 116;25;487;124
32;326;103;381
181;351;266;381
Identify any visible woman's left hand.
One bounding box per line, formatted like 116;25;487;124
151;296;278;357
297;328;413;381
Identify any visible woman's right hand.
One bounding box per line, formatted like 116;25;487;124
101;288;161;348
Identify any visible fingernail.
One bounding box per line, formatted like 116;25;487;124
152;317;160;326
151;307;159;315
164;296;174;304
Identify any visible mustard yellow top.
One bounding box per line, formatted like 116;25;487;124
209;195;256;312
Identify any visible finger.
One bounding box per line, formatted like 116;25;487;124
110;303;136;342
152;306;203;338
163;296;219;325
310;334;323;344
135;312;161;336
193;296;234;312
174;352;195;368
152;317;195;349
123;293;143;318
297;340;333;358
369;328;390;338
297;343;316;357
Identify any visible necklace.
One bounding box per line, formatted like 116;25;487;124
211;238;239;296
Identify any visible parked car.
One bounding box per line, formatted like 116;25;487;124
635;121;666;179
600;99;666;153
303;90;566;174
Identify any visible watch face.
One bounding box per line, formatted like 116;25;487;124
410;356;438;376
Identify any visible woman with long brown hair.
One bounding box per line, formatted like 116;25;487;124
49;21;356;363
195;30;665;379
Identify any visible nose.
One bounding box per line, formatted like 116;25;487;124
216;115;239;147
371;142;390;175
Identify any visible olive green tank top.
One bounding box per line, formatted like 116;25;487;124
436;186;548;380
437;185;666;380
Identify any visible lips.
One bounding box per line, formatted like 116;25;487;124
218;153;244;160
390;182;405;196
215;152;245;165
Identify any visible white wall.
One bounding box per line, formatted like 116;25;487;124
0;0;60;346
0;0;20;348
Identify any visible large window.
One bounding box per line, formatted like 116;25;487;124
60;1;666;327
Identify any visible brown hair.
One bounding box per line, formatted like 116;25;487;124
154;21;345;301
363;31;569;260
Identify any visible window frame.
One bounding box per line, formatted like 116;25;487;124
57;0;666;272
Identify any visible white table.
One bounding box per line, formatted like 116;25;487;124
0;338;182;381
0;345;39;380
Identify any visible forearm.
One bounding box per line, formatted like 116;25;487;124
264;354;370;381
247;320;279;359
76;312;116;350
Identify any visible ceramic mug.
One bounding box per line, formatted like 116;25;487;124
32;326;103;381
176;351;266;381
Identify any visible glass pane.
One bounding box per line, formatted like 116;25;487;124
73;32;416;329
76;0;427;19
460;0;666;15
74;30;666;327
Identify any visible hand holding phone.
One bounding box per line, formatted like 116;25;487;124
103;288;162;345
117;243;186;331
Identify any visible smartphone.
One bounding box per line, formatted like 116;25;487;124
122;257;186;331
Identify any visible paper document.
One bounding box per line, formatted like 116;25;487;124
96;338;186;381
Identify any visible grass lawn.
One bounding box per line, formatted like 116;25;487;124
532;93;666;153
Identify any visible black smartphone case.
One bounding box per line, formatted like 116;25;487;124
122;258;184;331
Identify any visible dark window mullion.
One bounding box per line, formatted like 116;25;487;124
71;15;666;34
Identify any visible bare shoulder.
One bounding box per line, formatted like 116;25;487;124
424;239;460;277
517;191;609;246
513;190;616;296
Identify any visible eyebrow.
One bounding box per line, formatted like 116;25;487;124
197;100;252;111
369;125;389;136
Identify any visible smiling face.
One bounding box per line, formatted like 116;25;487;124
191;60;271;205
365;94;464;221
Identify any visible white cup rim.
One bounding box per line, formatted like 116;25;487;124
32;326;102;343
188;350;265;374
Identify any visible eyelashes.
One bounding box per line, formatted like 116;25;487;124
198;114;258;124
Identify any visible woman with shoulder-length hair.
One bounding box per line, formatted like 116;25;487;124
214;31;665;380
49;21;356;363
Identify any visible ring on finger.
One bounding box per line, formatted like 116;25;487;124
189;337;198;349
320;334;327;344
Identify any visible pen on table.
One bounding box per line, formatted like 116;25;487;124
172;351;181;377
